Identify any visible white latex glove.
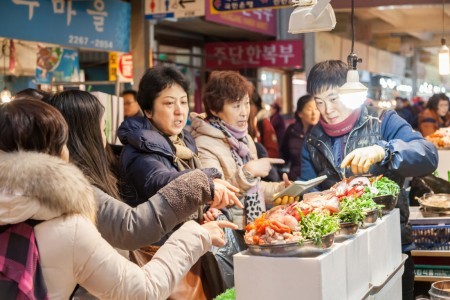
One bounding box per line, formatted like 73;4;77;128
201;219;238;247
210;179;243;209
243;158;285;178
340;145;385;175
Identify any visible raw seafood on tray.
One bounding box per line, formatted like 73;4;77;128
244;175;399;247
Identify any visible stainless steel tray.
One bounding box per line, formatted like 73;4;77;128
246;232;335;257
418;193;450;213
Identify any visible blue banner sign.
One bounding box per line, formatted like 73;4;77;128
0;0;130;52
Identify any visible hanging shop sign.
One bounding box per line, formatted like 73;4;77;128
205;40;303;69
35;47;80;84
0;0;130;52
145;0;205;19
205;6;276;36
109;52;133;82
210;0;290;14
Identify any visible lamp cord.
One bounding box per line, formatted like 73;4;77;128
351;0;354;53
443;0;446;45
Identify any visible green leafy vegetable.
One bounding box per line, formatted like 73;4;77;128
338;197;366;225
299;211;340;246
371;177;400;196
215;288;235;300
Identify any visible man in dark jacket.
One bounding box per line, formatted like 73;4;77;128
300;60;438;300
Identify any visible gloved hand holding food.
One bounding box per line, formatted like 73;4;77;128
340;145;385;175
243;158;285;178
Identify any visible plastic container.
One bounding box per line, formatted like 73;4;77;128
411;225;450;250
429;280;450;300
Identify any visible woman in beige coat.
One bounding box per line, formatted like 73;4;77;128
190;71;290;229
0;99;236;299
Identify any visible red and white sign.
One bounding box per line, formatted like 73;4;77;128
119;53;133;82
205;40;303;69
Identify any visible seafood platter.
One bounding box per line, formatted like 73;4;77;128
244;175;400;257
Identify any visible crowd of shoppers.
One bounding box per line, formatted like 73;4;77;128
0;61;445;300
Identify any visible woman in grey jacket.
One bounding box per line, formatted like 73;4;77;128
15;89;236;251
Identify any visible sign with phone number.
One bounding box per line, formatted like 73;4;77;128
0;0;130;53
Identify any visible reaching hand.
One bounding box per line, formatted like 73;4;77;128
203;207;222;223
282;173;292;188
340;145;385;175
243;158;285;178
201;220;238;247
210;179;243;209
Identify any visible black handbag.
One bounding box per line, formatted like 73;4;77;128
201;213;247;299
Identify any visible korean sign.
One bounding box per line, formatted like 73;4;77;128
205;40;303;69
210;0;291;14
0;0;130;52
109;52;133;83
145;0;205;19
205;6;276;36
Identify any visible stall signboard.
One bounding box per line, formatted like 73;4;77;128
0;0;130;53
205;5;276;36
36;47;80;84
109;52;133;83
210;0;290;14
205;40;303;69
145;0;205;19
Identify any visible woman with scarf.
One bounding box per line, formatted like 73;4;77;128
190;71;290;229
118;66;241;213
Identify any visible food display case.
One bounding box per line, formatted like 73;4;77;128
234;209;406;300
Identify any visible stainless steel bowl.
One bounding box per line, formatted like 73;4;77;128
373;194;397;214
363;209;379;226
247;232;336;257
429;280;450;300
338;222;359;237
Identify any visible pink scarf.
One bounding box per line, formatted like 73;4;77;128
320;108;361;137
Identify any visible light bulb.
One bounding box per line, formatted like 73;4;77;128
0;88;11;103
439;43;450;76
338;70;368;110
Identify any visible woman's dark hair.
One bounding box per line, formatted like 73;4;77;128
44;90;120;199
427;93;449;111
202;71;253;118
251;90;263;111
307;60;347;96
14;88;51;102
0;98;68;156
137;66;190;112
294;94;314;123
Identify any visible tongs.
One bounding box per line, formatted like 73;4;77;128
272;175;328;201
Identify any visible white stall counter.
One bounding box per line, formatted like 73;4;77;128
234;209;404;300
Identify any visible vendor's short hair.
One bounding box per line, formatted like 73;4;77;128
203;71;253;118
307;60;348;96
0;99;68;156
137;66;190;112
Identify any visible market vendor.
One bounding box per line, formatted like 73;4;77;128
300;60;438;300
